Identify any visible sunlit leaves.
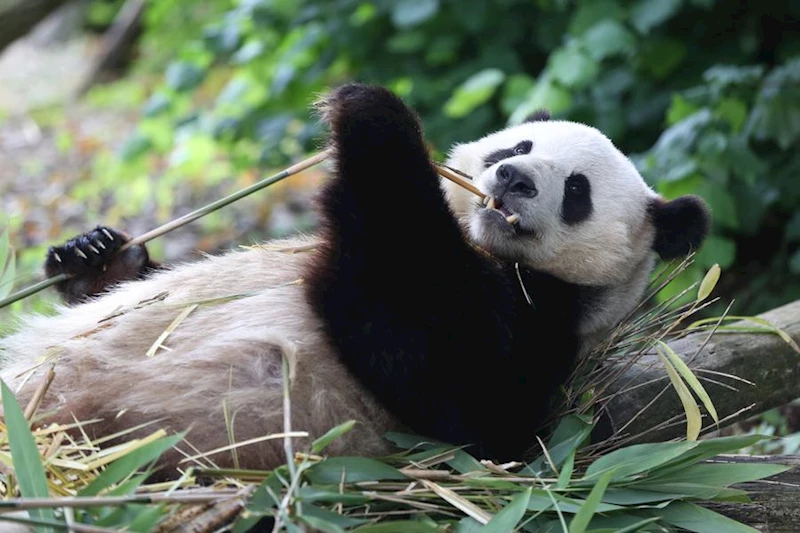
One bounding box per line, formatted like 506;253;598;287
391;0;439;28
749;59;800;149
630;0;682;34
703;65;765;92
231;41;266;64
582;20;635;60
165;62;206;92
508;75;572;125
444;69;506;118
142;92;172;117
549;44;599;89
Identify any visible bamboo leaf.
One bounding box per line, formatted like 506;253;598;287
384;432;485;473
569;470;614;533
557;450;575;489
602;488;689;505
697;264;720;301
297;486;370;504
301;504;368;529
480;487;531;533
306;457;407;484
652;501;759;532
584;441;697;480
128;504;167;532
686;315;800;353
658;350;702;440
631;483;740;499
656;434;772;471
525;415;592;475
80;433;185;496
526;492;622;513
298;515;345;533
354;521;442;532
1;380;56;531
644;462;789;487
657;341;719;424
421;479;492;524
587;517;661;533
311;420;356;454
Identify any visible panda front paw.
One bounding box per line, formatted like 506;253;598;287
317;83;425;154
45;226;152;304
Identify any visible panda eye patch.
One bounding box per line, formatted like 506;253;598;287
513;140;533;156
566;173;587;195
562;173;593;225
483;140;533;168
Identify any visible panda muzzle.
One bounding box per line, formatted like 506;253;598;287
482;195;521;226
497;164;538;199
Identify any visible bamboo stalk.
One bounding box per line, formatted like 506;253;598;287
0;152;483;308
122;150;330;250
23;366;55;420
435;164;485;199
0;491;246;512
0;151;330;309
0;274;67;308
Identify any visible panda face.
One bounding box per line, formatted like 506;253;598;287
443;119;662;286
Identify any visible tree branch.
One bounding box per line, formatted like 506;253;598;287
0;0;68;54
710;455;800;533
605;299;800;442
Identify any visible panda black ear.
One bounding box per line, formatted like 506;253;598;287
524;109;551;122
650;195;711;260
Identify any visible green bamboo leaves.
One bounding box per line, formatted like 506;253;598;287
1;380;55;531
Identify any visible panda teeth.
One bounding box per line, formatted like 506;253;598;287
506;213;520;225
487;196;497;210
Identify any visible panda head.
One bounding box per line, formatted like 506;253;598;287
443;112;710;286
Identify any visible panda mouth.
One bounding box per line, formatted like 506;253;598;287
481;195;520;226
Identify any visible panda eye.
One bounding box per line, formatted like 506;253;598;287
513;140;532;156
567;174;587;195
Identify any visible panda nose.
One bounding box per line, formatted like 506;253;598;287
497;164;538;198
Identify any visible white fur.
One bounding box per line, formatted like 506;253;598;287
443;120;660;342
0;237;397;470
1;119;666;471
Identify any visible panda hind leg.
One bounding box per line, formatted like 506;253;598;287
44;226;159;305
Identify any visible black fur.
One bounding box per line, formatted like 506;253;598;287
649;196;711;260
45;226;159;304
561;173;593;225
304;84;590;460
483;140;532;168
524;109;551;122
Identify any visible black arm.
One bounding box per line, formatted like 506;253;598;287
304;84;539;457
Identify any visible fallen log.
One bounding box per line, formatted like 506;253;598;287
605;299;800;443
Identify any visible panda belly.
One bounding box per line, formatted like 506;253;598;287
0;236;398;471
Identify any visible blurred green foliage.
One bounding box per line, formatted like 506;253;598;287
3;0;799;319
113;0;799;315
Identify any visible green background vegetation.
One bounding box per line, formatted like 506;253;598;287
100;0;800;316
1;1;799;320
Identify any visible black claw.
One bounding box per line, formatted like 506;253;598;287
44;226;155;304
45;226;130;278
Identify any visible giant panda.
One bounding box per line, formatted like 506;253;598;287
0;84;709;472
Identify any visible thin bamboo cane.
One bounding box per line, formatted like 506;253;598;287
0;152;483;308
